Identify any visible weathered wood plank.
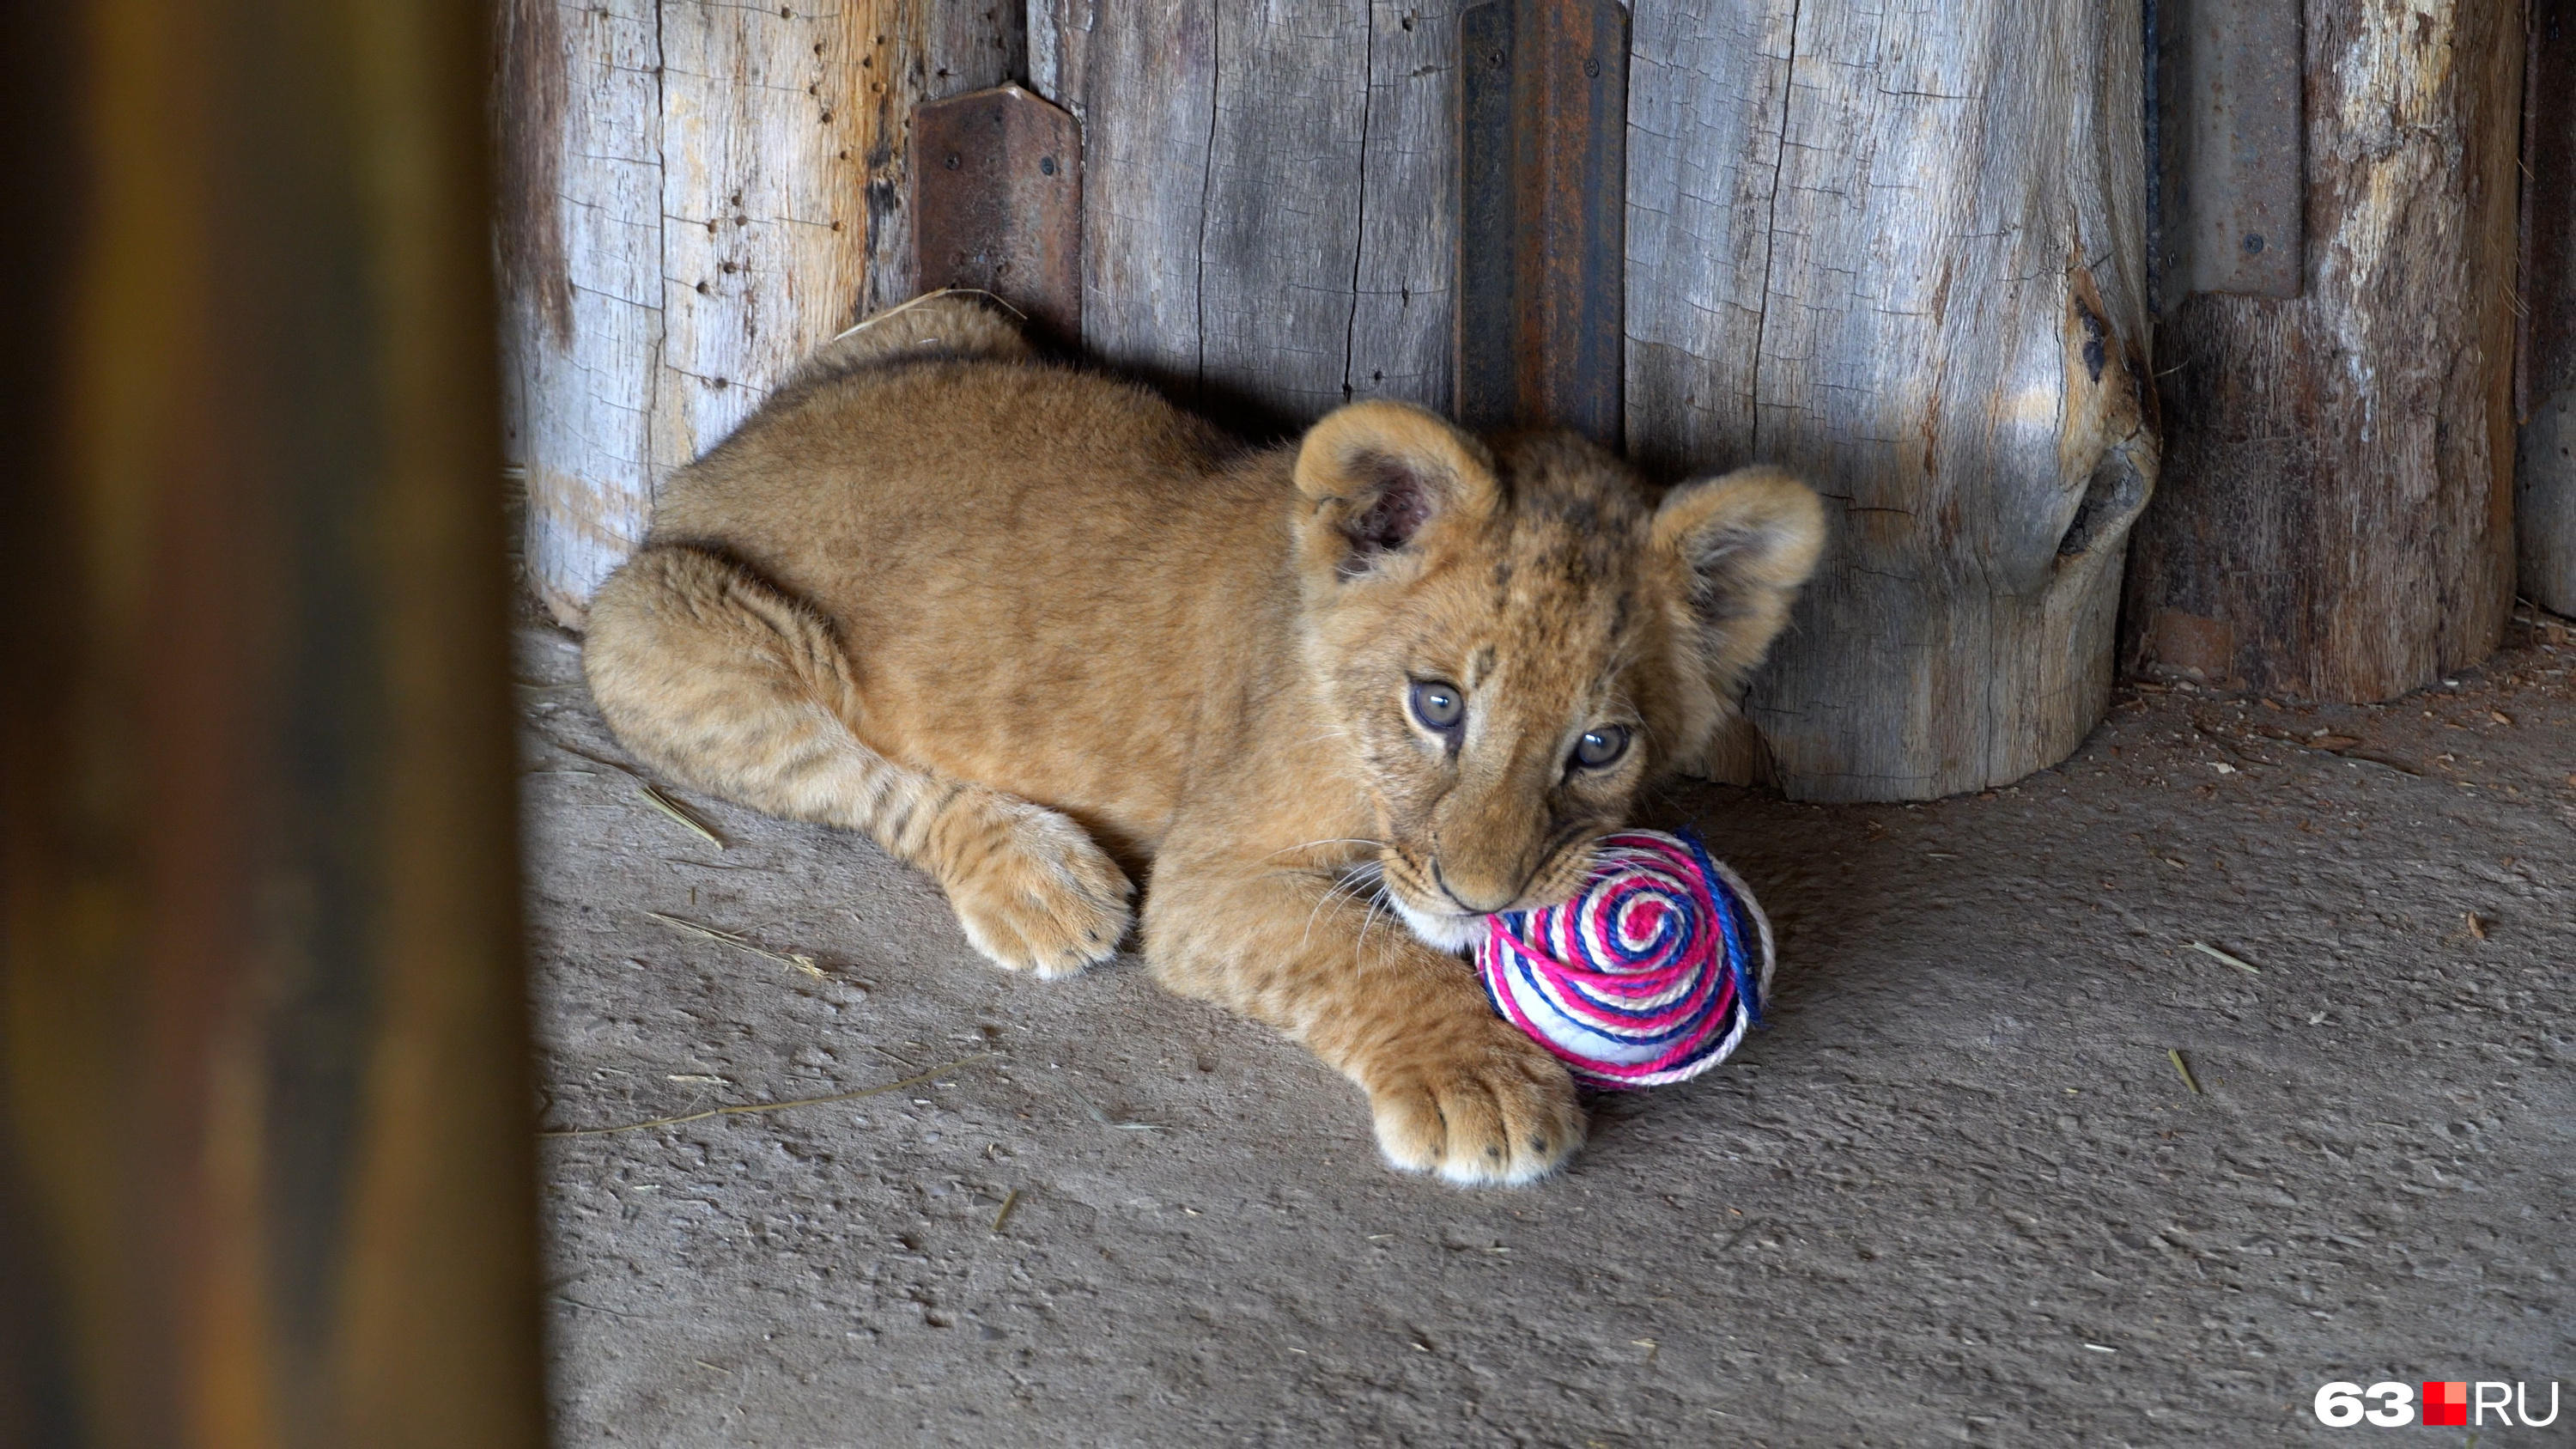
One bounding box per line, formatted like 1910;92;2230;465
1035;0;1217;403
2123;0;2522;699
1623;0;1793;480
496;0;664;625
657;2;1022;494
654;4;884;475
2518;1;2576;616
1623;0;1794;785
498;0;1017;626
1352;1;1465;411
1198;5;1372;423
1031;0;1458;426
1635;0;2157;799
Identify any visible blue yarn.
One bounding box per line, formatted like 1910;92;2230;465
1677;826;1763;1029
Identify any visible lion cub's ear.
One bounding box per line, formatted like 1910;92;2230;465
1651;466;1827;686
1292;401;1498;581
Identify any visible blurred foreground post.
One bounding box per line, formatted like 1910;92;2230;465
0;3;544;1446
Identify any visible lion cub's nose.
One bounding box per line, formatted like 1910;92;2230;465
1433;859;1522;916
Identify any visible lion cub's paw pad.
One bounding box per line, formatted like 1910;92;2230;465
944;808;1133;978
1369;1029;1585;1187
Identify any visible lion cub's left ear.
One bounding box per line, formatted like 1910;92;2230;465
1651;466;1827;686
1292;401;1499;581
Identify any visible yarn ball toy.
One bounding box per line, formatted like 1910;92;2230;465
1473;829;1774;1090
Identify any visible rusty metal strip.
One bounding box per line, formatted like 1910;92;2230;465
2151;0;2304;311
1456;0;1630;446
910;84;1083;349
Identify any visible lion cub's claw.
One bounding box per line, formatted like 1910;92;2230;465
1368;1023;1585;1186
943;807;1133;977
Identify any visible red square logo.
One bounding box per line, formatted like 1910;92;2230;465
2423;1380;2469;1427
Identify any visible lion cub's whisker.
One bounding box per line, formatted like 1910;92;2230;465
1353;886;1394;964
1297;861;1386;949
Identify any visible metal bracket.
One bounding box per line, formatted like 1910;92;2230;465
910;84;1083;348
2151;0;2304;312
1456;0;1629;446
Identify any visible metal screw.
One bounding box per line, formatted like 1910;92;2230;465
2243;232;2265;253
1583;57;1600;77
945;154;961;170
1039;155;1057;176
1488;48;1506;69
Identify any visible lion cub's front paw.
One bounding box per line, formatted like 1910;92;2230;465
1367;1018;1585;1186
943;806;1133;977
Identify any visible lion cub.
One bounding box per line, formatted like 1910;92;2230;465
583;295;1822;1184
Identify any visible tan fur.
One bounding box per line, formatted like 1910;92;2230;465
583;295;1824;1184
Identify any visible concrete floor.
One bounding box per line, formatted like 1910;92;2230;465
521;611;2573;1447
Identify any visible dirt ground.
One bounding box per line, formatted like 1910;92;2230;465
519;607;2573;1448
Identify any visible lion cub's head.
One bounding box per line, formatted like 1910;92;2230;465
1290;401;1825;951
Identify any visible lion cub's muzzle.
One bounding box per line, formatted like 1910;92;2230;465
1382;840;1597;954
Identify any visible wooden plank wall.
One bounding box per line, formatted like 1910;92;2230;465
498;0;1024;624
1032;1;1461;430
1031;0;2154;801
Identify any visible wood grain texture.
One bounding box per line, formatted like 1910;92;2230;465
1631;0;2158;799
1030;0;1459;429
2124;0;2524;698
496;0;664;625
496;0;1018;625
2519;0;2576;615
1622;0;1792;480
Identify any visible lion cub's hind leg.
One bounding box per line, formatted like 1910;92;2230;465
583;545;1133;977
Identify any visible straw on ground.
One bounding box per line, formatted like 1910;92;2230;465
647;910;826;980
640;783;726;849
541;1052;998;1138
2185;941;2261;976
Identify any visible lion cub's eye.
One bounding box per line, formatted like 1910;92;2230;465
1409;680;1466;732
1573;725;1631;770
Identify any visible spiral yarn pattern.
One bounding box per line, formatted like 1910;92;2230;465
1473;829;1772;1089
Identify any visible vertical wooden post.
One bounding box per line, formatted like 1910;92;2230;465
2123;0;2524;698
495;0;1024;626
0;1;544;1445
2519;0;2576;616
1627;0;2159;800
